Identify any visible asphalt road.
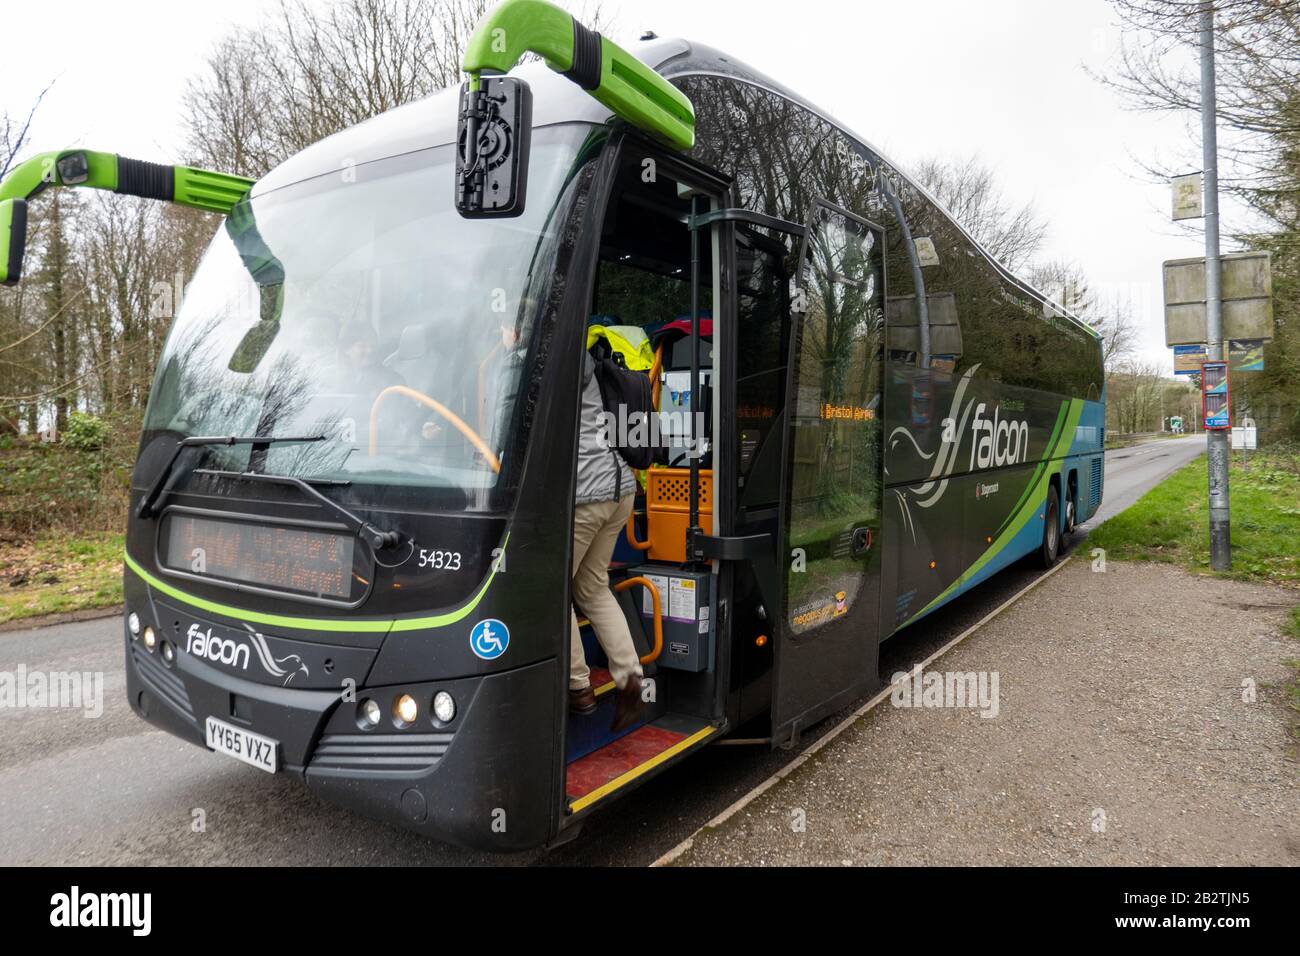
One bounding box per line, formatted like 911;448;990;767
1076;434;1205;534
0;435;1206;866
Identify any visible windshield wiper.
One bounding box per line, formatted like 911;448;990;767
136;434;326;519
194;468;400;551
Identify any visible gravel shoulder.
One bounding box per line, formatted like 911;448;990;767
666;560;1300;866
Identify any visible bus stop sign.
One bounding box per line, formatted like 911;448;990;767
1163;251;1273;346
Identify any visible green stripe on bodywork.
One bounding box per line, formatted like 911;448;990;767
904;399;1084;625
124;535;507;634
992;401;1069;540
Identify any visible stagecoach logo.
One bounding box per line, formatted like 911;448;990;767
470;618;510;660
975;481;1000;498
184;622;309;686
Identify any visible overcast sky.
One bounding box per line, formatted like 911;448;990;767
4;0;1223;374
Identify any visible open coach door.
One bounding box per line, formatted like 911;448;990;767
770;200;887;746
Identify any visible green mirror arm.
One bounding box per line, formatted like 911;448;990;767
462;0;695;151
224;201;284;289
0;150;254;214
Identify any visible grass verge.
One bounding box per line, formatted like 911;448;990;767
1086;453;1300;583
0;532;124;625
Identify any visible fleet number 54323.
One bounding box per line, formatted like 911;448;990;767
418;549;461;571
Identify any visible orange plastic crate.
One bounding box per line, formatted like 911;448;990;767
645;467;713;563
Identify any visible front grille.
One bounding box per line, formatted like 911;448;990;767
1090;457;1103;511
310;732;453;773
131;644;194;722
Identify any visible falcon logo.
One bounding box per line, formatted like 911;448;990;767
184;623;309;686
968;403;1029;469
186;624;249;670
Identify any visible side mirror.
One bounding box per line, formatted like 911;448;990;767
455;75;532;218
0;198;29;286
228;318;282;374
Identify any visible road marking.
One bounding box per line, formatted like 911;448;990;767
649;554;1077;867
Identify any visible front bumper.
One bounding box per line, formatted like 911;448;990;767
124;630;560;851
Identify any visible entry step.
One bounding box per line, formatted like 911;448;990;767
566;715;716;813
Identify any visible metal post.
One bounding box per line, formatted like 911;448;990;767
1200;1;1231;570
687;194;702;557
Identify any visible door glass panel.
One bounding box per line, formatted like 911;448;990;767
785;201;885;637
735;227;793;504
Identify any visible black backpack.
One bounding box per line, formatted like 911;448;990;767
589;339;663;470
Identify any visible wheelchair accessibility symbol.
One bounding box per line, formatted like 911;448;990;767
470;618;510;660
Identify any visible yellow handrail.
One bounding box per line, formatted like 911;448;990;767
625;510;653;551
613;575;663;665
368;384;501;473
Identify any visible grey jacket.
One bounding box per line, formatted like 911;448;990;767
575;353;635;505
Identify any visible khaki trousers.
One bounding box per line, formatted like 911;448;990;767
569;494;642;691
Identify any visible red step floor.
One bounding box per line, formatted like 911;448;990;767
565;724;687;800
589;667;614;696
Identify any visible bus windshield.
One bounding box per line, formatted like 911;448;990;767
142;124;595;509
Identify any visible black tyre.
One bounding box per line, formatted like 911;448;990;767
1064;483;1077;536
1039;484;1061;567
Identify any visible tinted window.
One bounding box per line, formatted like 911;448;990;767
784;203;885;636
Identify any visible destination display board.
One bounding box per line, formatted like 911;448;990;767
161;513;359;601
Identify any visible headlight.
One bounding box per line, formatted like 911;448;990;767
394;693;419;725
142;626;157;652
433;691;456;723
160;641;175;666
127;612;141;636
360;699;381;728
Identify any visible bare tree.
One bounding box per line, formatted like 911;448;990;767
0;83;50;180
1108;358;1169;433
1099;0;1300;442
1029;258;1140;371
183;0;608;177
1029;259;1099;319
1094;303;1142;373
0;86;55;433
181;32;280;179
913;156;1049;272
5;0;627;438
1099;1;1299;212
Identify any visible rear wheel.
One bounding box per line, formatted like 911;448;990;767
1039;485;1061;567
1064;483;1077;536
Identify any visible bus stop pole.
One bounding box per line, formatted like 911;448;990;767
1200;1;1231;571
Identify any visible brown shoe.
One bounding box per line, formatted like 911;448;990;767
568;685;596;715
610;675;645;733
